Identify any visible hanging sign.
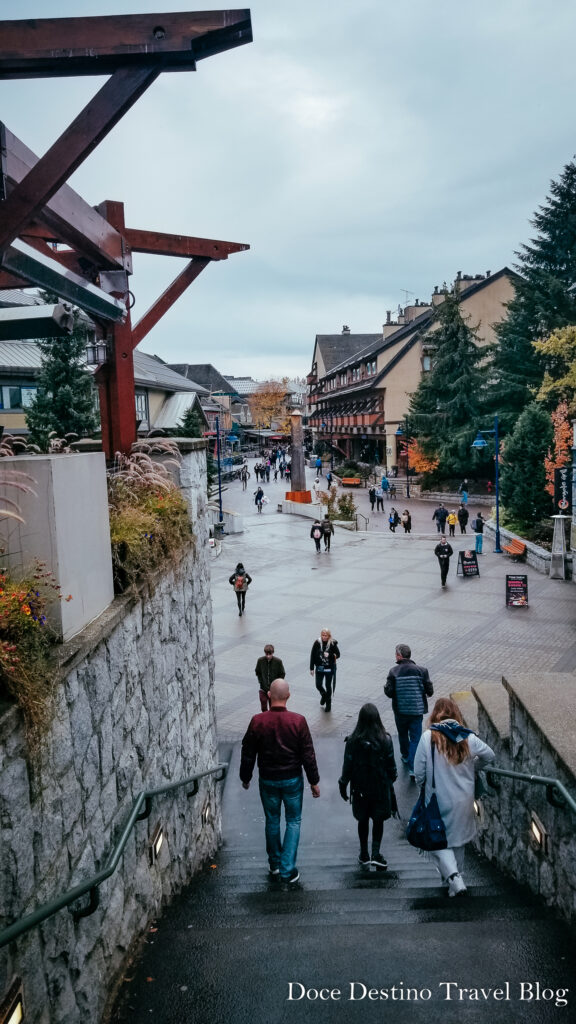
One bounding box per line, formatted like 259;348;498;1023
506;574;529;607
554;466;572;514
457;549;480;577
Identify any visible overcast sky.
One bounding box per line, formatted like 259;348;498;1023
2;0;576;379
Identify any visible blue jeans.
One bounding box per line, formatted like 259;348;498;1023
394;714;423;770
259;776;304;878
475;533;483;553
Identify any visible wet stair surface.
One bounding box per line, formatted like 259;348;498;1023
112;739;575;1023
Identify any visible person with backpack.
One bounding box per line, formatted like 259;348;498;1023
388;507;400;532
338;703;397;869
310;520;323;552
310;629;340;712
472;511;485;554
229;562;252;617
321;514;334;552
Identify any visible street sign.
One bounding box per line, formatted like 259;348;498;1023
457;550;479;577
506;575;528;607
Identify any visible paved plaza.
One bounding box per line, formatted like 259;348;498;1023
211;462;576;742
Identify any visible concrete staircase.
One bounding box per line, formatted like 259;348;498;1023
111;739;574;1023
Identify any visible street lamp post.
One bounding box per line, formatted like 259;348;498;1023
471;414;502;553
395;426;410;499
320;413;334;470
215;414;224;532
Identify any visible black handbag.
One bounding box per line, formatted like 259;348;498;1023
406;742;447;851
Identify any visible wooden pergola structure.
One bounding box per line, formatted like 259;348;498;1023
0;11;252;456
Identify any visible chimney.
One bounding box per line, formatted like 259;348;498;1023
342;325;350;334
386;310;392;324
456;271;462;281
486;270;491;278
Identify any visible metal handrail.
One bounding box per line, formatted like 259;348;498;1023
0;762;228;950
485;766;576;815
355;512;369;532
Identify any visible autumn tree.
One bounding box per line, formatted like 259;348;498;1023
248;379;288;430
543;401;572;496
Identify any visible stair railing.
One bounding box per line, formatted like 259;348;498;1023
485;766;576;814
0;762;228;950
355;512;369;531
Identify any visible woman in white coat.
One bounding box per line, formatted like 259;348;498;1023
413;696;495;898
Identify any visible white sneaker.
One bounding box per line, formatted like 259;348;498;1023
448;872;467;898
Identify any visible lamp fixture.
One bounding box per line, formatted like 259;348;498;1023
530;811;549;854
0;979;24;1024
85;337;109;366
149;822;164;864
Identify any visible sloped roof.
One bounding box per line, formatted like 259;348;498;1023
0;339;42;369
134;352;207;393
152;391;208;430
169;363;238;396
0;290;43;308
223;375;259;395
315;334;376;374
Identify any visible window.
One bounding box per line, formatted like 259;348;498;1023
135;390;149;429
21;387;37;408
422;355;431;372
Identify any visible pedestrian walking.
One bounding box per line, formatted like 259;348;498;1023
310;519;323;553
413;697;495;897
401;509;411;534
326;470;333;487
338;703;398;869
447;509;458;537
388;507;400;532
321;514;334;551
312;478;321;501
315;456;323;476
229;562;252;617
375;486;384;512
381;476;390;499
254;486;265;513
368;486;376;512
432;503;448;534
457;504;469;534
384;643;433;778
472;511;485;554
434;535;453;587
255;643;286;712
241;463;249;490
285;463;291;483
389;483;397;500
310;628;340;712
457;478;469;495
254;463;261;482
240;679;320;884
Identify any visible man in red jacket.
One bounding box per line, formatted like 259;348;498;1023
240;679;320;884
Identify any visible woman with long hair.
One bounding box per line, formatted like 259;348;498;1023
413;697;495;897
339;703;397;869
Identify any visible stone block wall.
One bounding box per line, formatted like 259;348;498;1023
471;674;576;926
0;447;222;1024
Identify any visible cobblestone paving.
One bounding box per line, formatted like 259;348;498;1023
211;465;576;742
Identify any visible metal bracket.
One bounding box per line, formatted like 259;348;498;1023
546;783;566;809
136;796;153;821
70;886;100;921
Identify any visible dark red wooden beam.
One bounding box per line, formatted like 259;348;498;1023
131;258;210;348
0;11;252;79
0;65;160;256
1;124;129;271
124;227;249;260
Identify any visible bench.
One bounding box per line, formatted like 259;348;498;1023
341;477;361;487
502;539;527;560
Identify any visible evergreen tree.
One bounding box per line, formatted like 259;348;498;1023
499;402;553;527
490;159;576;431
175;404;203;437
406;292;488;477
26;305;98;450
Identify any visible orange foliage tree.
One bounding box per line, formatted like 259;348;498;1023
406;439;439;474
247;379;288;430
544;400;572;495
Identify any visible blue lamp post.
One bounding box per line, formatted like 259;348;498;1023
395;426;410;499
215;415;224;532
320;413;334;470
471;414;502;553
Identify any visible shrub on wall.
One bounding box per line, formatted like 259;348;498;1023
108;440;192;593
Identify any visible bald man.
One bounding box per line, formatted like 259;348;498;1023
240;679;320;884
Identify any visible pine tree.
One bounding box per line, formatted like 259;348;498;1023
26;306;98;450
499;402;553;527
175;404;203;437
490;159;576;431
406;292;488;477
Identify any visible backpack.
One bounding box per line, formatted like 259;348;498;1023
234;574;245;591
471;518;478;531
313;527;321;539
350;739;387;800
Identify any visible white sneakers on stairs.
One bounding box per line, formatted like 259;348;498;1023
447;872;467;898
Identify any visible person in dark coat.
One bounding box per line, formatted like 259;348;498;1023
457;504;469;534
229;562;252;616
255;643;286;712
309;628;340;712
368;486;376;512
339;703;397;869
432;503;448;533
321;514;334;551
310;519;323;552
473;511;485;554
434;535;453;587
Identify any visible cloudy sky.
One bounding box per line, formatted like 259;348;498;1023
2;1;576;379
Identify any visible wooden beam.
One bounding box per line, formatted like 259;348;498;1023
0;65;160;255
131;258;210;348
124;227;249;260
1;124;129;271
0;11;252;79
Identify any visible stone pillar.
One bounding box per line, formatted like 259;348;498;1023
289;410;306;492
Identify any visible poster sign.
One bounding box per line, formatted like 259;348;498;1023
457;550;479;577
554;466;572;514
506;574;528;607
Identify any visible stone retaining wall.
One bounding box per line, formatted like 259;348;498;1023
0;449;221;1024
471;674;576;926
